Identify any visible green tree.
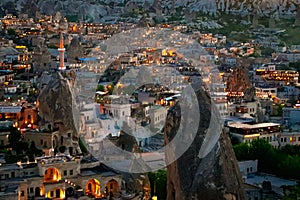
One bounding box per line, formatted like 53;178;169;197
233;142;250;160
79;137;89;154
148;170;167;200
233;138;300;178
283;183;300;200
260;47;276;57
7;28;16;36
96;85;105;92
8;127;21;150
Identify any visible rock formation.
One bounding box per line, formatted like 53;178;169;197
31;37;52;73
67;36;84;63
37;72;81;155
295;7;300;26
226;66;250;98
165;88;246;200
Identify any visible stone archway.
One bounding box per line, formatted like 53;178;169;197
85;178;101;198
105;179;120;197
35;187;41;197
44;167;61;182
46;187;65;199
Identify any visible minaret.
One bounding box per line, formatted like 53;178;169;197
58;31;66;70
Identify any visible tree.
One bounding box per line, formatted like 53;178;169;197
283;183;300;200
96;85;105;92
148;170;167;200
7;28;16;36
233;142;251;161
8;127;21;150
260;47;275;57
233;139;300;178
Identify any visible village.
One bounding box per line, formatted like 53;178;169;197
0;6;299;200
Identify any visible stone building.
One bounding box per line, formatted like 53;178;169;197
0;155;122;199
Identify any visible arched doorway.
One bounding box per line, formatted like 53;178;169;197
105;179;120;197
46;188;65;199
44;167;61;182
85;179;101;198
35;187;41;197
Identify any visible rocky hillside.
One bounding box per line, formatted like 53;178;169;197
0;0;299;21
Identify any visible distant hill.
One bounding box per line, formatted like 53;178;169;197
0;0;298;22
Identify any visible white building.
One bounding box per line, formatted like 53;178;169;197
0;74;5;84
149;105;167;129
279;132;300;147
4;85;17;94
283;107;300;128
255;87;277;99
211;93;228;117
238;160;258;176
227;122;280;147
228;101;258;118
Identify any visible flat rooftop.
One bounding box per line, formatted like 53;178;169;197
246;173;296;196
228;122;280;129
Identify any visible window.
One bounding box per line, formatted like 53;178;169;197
40;139;43;145
21;191;25;197
50;191;54;197
30;187;34;193
11;172;15;178
284;138;287;142
68;133;71;138
61;136;64;145
122;111;125;116
0;140;3;145
64;170;67;176
70;170;73;176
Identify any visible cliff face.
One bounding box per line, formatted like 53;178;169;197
165;88;245;200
